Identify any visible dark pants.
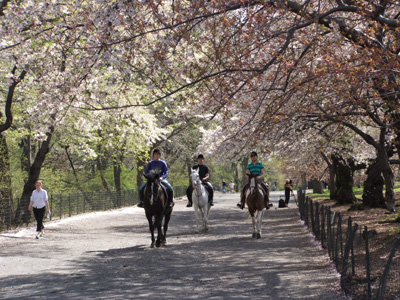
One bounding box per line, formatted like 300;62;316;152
285;190;290;205
186;182;214;204
33;207;45;232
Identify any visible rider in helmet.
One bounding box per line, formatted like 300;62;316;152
186;154;214;207
137;149;174;208
237;151;270;209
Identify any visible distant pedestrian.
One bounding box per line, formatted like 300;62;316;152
222;179;227;193
229;181;234;193
28;180;50;239
284;179;293;207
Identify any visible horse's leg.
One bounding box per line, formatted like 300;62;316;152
194;203;200;233
146;214;155;248
155;214;163;247
162;210;172;245
203;193;209;232
250;211;257;238
199;205;206;232
203;204;209;232
256;209;265;239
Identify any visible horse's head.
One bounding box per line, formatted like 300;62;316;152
144;172;162;205
248;173;258;194
191;168;201;186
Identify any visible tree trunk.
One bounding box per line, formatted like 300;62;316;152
383;162;395;212
331;154;356;203
362;159;385;208
320;152;336;200
113;160;122;207
329;164;336;200
64;146;93;207
299;172;307;190
20;135;32;174
97;156;110;192
0;132;13;227
240;156;249;191
309;179;324;194
14;128;53;225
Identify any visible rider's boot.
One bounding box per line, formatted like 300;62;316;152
208;187;214;206
236;194;245;210
264;197;270;209
137;188;144;208
186;185;192;207
167;189;175;208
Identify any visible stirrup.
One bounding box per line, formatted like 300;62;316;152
137;201;144;208
186;202;192;207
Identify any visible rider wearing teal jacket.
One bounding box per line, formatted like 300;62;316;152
237;151;270;209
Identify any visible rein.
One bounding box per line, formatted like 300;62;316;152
146;180;162;206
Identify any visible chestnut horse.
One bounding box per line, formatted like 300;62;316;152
245;173;269;239
143;172;173;248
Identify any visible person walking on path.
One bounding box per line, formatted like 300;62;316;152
28;180;50;239
222;179;227;193
284;179;293;207
229;181;234;193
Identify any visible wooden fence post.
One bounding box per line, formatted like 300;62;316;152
375;238;400;300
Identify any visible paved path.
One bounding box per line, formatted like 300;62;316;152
0;191;346;299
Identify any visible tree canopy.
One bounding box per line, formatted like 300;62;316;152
1;0;400;215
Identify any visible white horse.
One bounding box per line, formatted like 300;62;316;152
190;168;210;233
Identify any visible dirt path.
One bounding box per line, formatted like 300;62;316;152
0;192;347;299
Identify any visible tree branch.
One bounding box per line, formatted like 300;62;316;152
0;68;27;133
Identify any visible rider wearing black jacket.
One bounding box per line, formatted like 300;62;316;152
186;154;214;207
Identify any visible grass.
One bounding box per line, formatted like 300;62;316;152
307;182;400;199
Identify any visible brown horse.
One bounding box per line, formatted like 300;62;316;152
245;173;269;239
143;173;173;248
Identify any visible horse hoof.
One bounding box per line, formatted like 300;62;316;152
156;242;161;248
252;233;257;238
161;240;167;246
151;243;155;248
256;233;261;239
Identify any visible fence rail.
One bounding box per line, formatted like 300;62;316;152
297;189;400;300
0;185;187;231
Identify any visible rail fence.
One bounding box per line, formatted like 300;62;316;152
297;189;400;300
0;185;187;231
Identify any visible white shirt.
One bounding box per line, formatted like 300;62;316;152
31;189;48;209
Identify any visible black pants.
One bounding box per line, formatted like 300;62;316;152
186;183;214;203
33;207;45;232
285;190;290;205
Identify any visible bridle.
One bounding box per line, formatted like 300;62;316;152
146;177;162;206
192;173;204;199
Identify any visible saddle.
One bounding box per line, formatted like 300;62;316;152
244;184;270;209
159;184;169;207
